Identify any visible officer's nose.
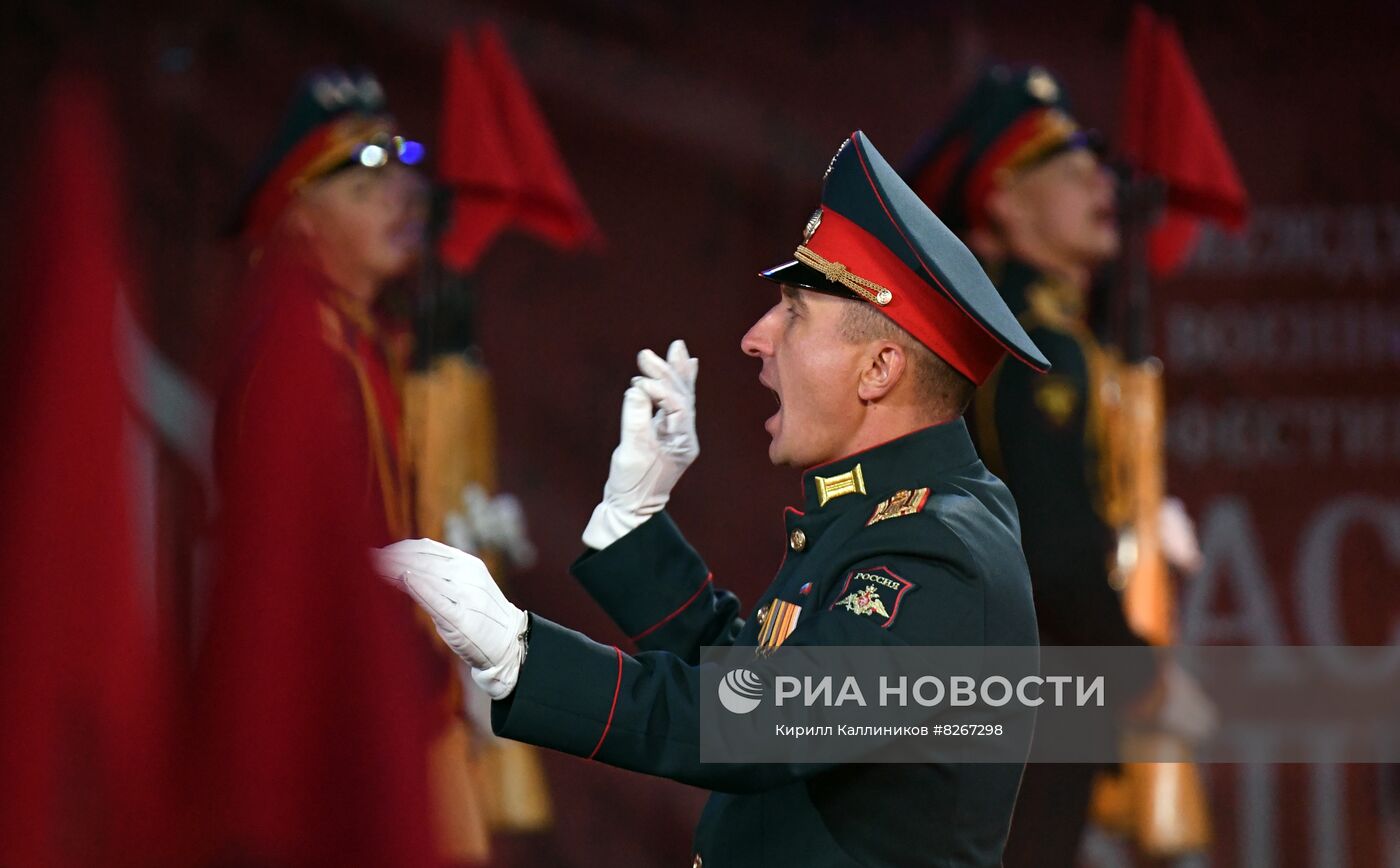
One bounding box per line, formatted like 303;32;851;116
741;304;780;358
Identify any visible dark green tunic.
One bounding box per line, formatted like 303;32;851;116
970;260;1157;868
492;419;1038;867
969;259;1146;648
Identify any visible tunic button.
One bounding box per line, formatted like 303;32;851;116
757;604;770;626
789;528;807;551
692;856;703;867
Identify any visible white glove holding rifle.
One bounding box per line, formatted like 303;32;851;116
581;339;699;551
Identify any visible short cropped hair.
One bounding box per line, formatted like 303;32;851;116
837;299;976;417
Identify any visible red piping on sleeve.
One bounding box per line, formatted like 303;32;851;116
629;572;714;641
588;646;624;760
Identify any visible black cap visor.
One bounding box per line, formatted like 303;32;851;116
757;259;862;301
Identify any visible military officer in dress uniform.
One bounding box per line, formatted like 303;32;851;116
377;131;1049;867
905;65;1209;866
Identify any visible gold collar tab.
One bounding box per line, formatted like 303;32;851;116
814;463;867;507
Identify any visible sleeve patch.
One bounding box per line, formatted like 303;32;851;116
866;488;931;526
828;566;916;628
1033;374;1079;428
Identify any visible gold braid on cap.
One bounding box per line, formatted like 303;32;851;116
793;245;893;306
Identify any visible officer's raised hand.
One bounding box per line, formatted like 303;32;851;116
581;339;698;551
635;339;700;471
373;538;528;700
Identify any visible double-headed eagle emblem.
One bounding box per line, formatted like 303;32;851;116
836;584;890;619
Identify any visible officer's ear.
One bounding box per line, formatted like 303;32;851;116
856;341;908;403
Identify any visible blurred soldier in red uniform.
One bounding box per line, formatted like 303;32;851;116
206;68;491;864
220;68;425;543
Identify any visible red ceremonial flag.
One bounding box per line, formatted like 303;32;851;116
0;69;171;866
439;27;522;271
195;241;443;865
475;22;602;252
1121;4;1248;276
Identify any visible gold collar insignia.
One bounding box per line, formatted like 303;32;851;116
814;463;867;507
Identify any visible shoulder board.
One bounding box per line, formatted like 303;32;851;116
865;487;931;526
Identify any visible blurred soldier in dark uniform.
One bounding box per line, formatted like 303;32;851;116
907;65;1141;651
906;65;1208;866
375;132;1048;867
215;68;493;864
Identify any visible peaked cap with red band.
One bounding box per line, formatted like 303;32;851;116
760;131;1050;385
904;64;1098;235
226;67;424;240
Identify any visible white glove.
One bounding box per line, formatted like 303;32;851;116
581;339;699;550
373;538;529;700
1159;497;1203;574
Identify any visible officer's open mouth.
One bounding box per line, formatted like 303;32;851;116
759;374;782;434
759;375;781;406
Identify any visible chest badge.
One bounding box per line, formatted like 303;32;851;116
829;566;916;629
866;488;931;526
1034;375;1080;428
